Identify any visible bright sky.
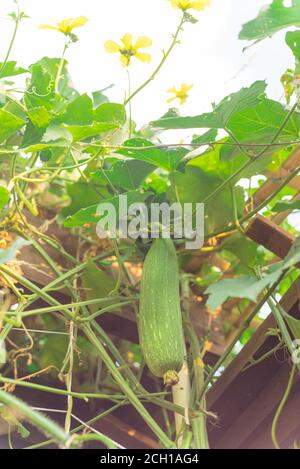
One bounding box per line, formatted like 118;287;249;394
0;0;295;126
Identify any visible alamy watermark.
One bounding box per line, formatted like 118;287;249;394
96;195;205;249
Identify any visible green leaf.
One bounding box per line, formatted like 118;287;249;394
167;166;244;234
0;238;31;264
118;138;188;170
36;57;79;100
192;129;218;145
0;186;10;210
286;30;300;62
94;103;126;126
27;106;53;128
64;190;151;228
272;199;300;212
205;270;281;311
25;64;55;111
92;89;110;107
22;121;47;148
60;179;110;220
81;260;116;312
0;61;27;79
151;81;266;130
92;160;155;190
239;0;300;42
63;122;118;142
0;108;26;143
221;234;258;266
220;99;300;160
59;94;94;125
206;236;300;309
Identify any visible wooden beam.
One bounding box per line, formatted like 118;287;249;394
245;214;297;263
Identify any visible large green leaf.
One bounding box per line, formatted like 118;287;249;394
25;64;55;111
188;142;277;179
192;129;218;145
286;30;300;62
94;103;126;126
206;236;300;309
0;186;10;210
239;0;300;42
63;122;118;142
60;179;110;220
81;260;116;312
167;166;244;234
36;57;79;100
220;99;300;160
27;107;53;128
151;81;266;130
0;108;26;143
272;199;300;212
221;234;258;266
64;190;151;228
118;138;188;170
0;61;27;79
59;94;94;125
92;160;155;190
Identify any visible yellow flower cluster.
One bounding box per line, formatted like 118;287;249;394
171;0;210;11
167;84;193;105
105;34;152;67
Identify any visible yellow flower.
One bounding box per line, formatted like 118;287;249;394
167;84;193;105
39;16;88;35
171;0;210;11
105;34;152;67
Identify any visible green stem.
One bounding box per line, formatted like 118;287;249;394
271;364;296;449
71;433;119;449
268;297;300;374
0;390;69;447
55;41;68;93
0;3;21;79
25;402;126;449
81;325;175;448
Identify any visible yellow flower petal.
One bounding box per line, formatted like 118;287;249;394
191;0;210;11
134;52;152;63
39;16;88;35
167;96;177;103
38;24;60;31
104;40;121;53
134;36;152;50
68;16;89;29
121;33;133;49
181;84;193;93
